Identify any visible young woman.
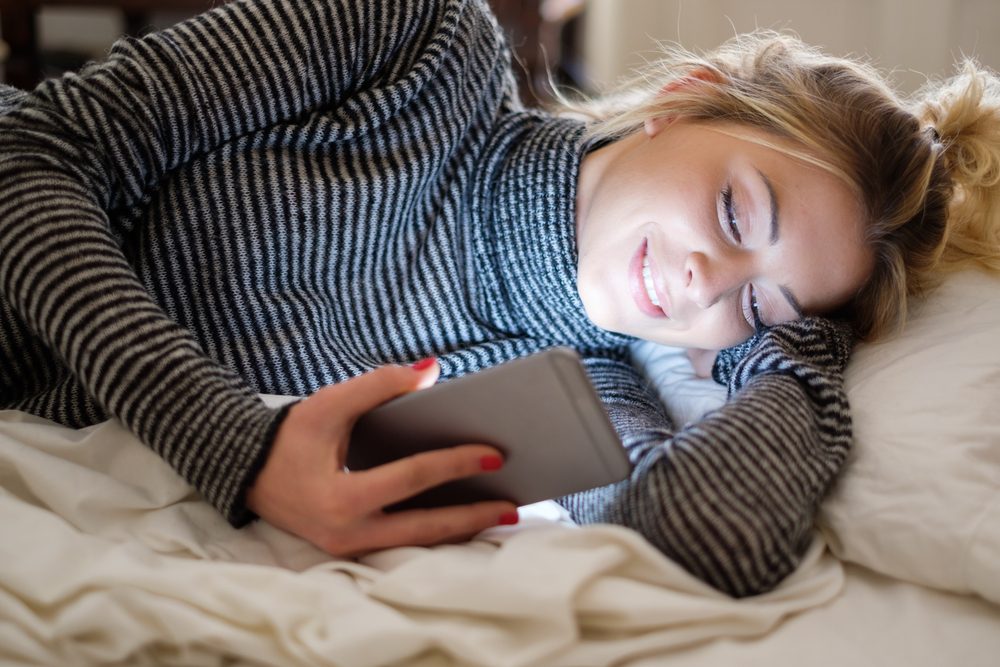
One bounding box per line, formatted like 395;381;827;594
1;0;997;598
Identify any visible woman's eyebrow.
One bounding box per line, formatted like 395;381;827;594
756;168;780;245
779;285;805;318
756;168;805;318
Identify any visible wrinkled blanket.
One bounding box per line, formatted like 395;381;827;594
0;403;843;666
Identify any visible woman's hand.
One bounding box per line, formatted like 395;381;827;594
245;360;517;556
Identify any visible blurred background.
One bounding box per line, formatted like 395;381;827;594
1;0;998;102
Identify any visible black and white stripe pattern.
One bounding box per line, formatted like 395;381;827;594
558;318;854;597
0;0;854;597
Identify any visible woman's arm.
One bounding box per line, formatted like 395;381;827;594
0;0;454;525
559;318;853;598
3;0;449;211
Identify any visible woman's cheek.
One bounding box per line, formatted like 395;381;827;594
703;310;752;350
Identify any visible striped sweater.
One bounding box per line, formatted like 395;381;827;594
0;0;853;597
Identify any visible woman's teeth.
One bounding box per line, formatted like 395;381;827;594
642;253;660;307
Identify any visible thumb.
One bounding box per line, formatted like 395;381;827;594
331;358;440;416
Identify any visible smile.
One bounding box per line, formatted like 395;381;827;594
642;254;660;307
630;238;670;319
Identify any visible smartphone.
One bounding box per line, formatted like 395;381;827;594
347;347;631;511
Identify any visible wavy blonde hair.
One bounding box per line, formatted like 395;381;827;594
555;32;1000;340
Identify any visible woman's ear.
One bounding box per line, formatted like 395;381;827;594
643;113;672;138
644;67;725;138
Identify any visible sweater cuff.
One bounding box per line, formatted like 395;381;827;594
715;317;854;395
125;375;295;529
225;399;299;527
711;333;761;386
729;317;854;398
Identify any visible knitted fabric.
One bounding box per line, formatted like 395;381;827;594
0;0;853;597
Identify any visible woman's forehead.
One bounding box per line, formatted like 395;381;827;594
771;167;873;313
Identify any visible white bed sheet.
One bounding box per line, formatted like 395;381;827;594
630;562;1000;666
1;401;998;666
632;269;1000;609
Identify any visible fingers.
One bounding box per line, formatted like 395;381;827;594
293;359;440;435
352;443;506;514
320;358;441;415
336;501;519;556
264;359;523;557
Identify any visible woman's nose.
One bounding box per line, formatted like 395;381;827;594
684;250;747;309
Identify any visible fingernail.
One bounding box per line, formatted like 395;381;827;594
498;512;519;526
480;455;503;471
410;357;436;371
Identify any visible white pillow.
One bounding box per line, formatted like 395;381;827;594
821;269;1000;604
628;342;726;428
630;270;1000;605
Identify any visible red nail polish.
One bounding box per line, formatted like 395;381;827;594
480;455;503;471
498;512;519;526
410;357;436;371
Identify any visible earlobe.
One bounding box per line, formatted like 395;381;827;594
644;115;670;138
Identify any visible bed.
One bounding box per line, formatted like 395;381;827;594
2;269;999;666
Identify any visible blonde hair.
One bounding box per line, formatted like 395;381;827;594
555;32;1000;341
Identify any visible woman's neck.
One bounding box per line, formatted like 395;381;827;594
465;112;633;351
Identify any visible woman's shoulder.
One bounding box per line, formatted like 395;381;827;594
0;84;26;115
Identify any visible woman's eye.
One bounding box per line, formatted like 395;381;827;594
742;284;766;332
721;184;742;244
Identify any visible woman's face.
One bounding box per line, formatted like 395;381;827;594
575;119;873;350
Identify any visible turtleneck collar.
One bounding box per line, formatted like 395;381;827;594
467;112;631;352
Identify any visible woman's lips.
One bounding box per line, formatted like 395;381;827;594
630;238;670;319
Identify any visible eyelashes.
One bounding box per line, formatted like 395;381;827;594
720;183;765;332
721;184;741;244
743;284;766;332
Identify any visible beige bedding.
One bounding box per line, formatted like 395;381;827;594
2;402;998;666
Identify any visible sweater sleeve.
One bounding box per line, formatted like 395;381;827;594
0;0;452;526
557;318;854;598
